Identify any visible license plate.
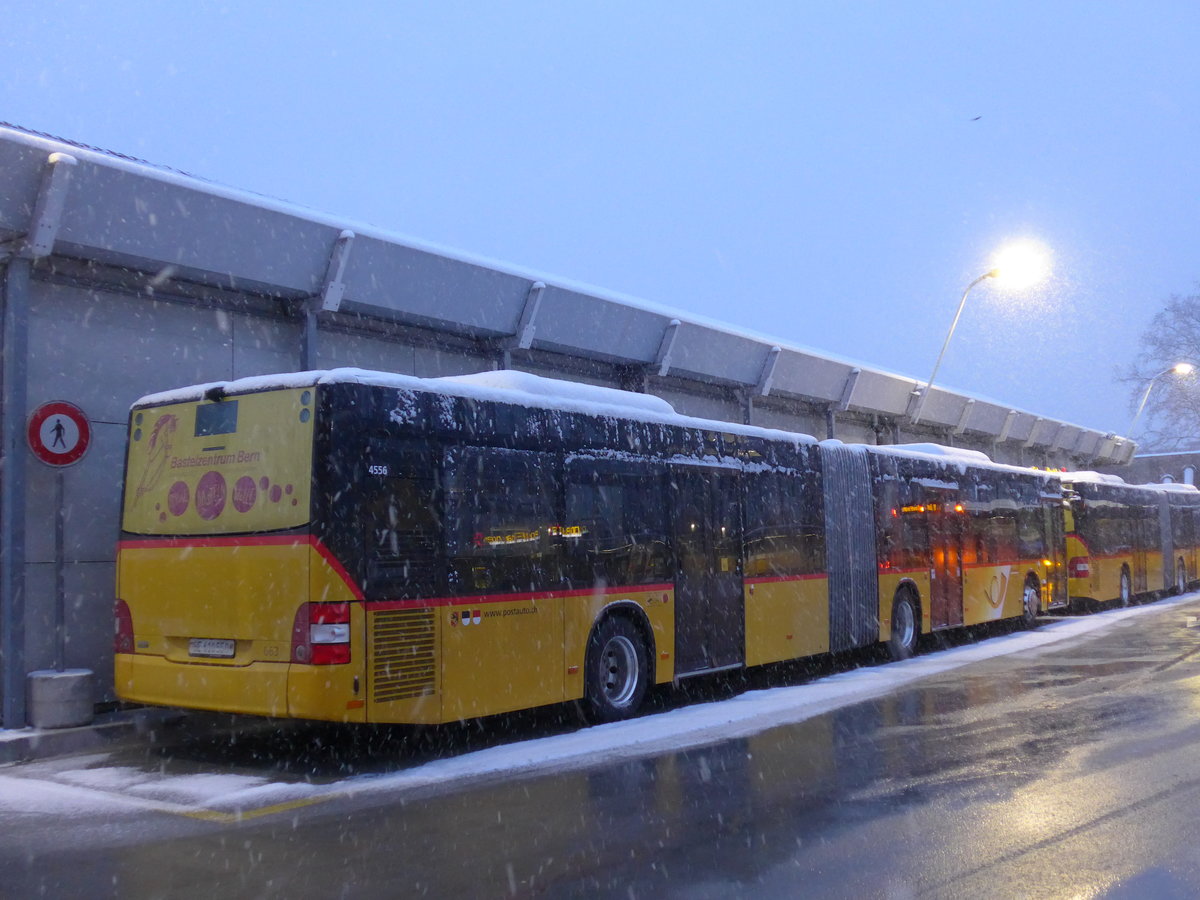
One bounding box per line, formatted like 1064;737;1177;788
189;638;236;659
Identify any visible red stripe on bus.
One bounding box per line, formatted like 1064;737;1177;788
365;583;675;612
743;573;826;585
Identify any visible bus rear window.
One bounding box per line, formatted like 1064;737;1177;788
196;400;239;437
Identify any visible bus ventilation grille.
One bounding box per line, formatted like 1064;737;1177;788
371;608;436;702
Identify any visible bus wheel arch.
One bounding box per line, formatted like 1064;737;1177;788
888;585;920;661
584;604;653;723
1020;575;1041;629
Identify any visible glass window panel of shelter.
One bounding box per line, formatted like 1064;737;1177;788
444;446;564;595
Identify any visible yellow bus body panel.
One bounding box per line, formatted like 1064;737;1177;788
962;563;1036;626
744;577;829;667
115;539;365;722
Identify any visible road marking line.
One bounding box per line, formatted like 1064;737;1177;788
179;794;333;823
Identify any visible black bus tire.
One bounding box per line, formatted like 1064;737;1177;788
888;590;919;661
1119;568;1132;607
1020;578;1040;629
585;616;650;723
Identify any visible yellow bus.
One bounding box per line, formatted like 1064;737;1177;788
1062;476;1200;607
115;369;1069;725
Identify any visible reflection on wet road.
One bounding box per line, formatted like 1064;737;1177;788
7;599;1200;897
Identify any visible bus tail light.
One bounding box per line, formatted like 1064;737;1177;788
291;602;351;665
1068;557;1091;579
114;598;134;654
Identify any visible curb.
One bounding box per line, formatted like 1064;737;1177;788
0;707;187;765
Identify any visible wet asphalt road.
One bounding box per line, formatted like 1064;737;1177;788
6;598;1200;898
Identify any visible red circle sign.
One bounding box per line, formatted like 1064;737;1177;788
27;401;91;467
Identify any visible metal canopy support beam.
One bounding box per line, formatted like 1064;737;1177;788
513;281;546;351
302;230;356;370
837;367;862;412
756;346;781;397
904;388;923;423
1;259;31;728
997;409;1018;443
1023;417;1045;448
655;318;681;377
953;399;975;435
319;230;355;313
21;152;77;260
825;405;837;440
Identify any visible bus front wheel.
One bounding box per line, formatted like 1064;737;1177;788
585;616;650;723
888;591;919;661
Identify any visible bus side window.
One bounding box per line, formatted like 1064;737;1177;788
362;443;440;600
444;447;564;595
564;462;670;588
744;470;824;578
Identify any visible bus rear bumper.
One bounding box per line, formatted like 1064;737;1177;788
115;654;292;718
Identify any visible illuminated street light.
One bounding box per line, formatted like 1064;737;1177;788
911;240;1052;426
1130;362;1197;433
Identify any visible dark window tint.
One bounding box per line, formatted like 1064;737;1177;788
744;470;824;578
195;400;238;437
444;447;564;594
564;460;671;587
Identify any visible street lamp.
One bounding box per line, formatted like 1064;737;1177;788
911;240;1052;426
1130;362;1196;433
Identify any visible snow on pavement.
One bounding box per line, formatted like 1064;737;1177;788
2;593;1198;821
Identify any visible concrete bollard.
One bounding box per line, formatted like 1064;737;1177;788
26;669;94;729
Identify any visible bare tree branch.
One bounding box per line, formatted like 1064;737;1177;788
1117;289;1200;449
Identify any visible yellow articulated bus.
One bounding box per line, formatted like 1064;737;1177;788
116;369;1072;725
1062;475;1200;607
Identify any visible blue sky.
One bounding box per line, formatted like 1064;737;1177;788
4;1;1198;437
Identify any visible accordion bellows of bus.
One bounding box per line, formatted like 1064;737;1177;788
114;369;1200;725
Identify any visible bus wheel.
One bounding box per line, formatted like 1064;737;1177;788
585;617;650;723
888;591;919;661
1177;559;1187;595
1119;568;1132;607
1020;579;1040;629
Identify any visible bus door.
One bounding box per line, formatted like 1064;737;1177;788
1042;500;1068;608
670;466;744;674
1131;509;1152;593
927;493;964;629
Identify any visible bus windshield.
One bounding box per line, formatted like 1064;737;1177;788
121;387;314;536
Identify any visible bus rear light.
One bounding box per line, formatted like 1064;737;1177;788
291;602;351;665
1068;557;1091;579
114;598;134;654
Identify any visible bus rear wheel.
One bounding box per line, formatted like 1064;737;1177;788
888;591;919;660
585;616;650;723
1020;579;1040;629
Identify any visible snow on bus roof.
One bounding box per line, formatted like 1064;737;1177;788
1059;470;1200;494
133;368;818;448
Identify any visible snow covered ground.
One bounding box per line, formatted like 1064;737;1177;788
3;594;1198;822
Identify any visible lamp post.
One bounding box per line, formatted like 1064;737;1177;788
911;240;1052;427
1130;362;1196;433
